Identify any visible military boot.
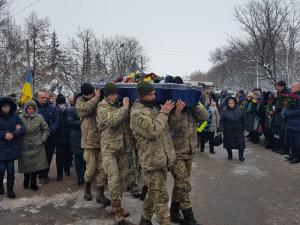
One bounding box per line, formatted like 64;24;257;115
239;149;245;161
170;202;184;223
96;186;111;206
112;200;126;224
0;173;4;195
182;208;202;225
84;181;92;201
139;216;153;225
140;185;148;201
7;175;16;199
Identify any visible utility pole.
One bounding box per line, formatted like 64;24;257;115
256;61;259;89
140;56;144;72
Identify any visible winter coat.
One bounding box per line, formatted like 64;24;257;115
130;101;176;172
35;101;59;146
273;88;290;127
56;104;70;145
204;105;220;133
96;98;130;156
220;97;246;150
76;95;101;149
67;106;82;155
169;107;208;160
245;100;256;132
238;95;246;108
255;102;266;132
0;97;26;161
18;100;49;173
283;91;300;132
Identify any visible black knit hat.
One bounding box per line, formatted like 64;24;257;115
137;81;155;97
276;80;286;87
56;94;66;105
104;82;118;97
81;83;94;96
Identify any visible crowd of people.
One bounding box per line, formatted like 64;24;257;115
201;80;300;164
0;79;299;225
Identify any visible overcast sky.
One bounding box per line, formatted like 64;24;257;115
11;0;248;77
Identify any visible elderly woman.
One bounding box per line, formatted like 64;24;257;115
19;100;49;191
220;97;246;161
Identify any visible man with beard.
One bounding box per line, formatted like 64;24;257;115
130;81;176;225
76;83;110;206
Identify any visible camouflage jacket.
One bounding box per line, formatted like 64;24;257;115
130;102;176;172
169;106;208;159
76;95;100;149
97;98;130;155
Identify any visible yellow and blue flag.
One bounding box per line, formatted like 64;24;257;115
20;72;33;104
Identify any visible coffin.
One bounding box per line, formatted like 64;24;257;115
94;83;202;107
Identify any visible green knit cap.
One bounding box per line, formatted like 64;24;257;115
137;81;155;97
104;82;118;97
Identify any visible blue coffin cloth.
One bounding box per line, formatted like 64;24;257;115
93;83;202;106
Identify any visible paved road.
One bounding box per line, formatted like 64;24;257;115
0;141;299;225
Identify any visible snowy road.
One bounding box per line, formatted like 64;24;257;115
0;140;299;225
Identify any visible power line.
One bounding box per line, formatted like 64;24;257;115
11;0;42;17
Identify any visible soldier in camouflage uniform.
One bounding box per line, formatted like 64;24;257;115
96;83;131;223
130;81;176;225
75;83;110;206
126;136;141;198
169;99;208;225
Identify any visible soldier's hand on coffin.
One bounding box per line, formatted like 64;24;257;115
161;100;175;113
175;99;186;114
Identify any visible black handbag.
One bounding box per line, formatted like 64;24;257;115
214;134;223;146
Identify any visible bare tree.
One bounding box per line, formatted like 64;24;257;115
0;1;25;96
25;11;50;91
231;0;291;84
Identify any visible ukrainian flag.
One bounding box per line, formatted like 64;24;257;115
20;72;33;104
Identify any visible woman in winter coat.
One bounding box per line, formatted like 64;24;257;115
244;92;255;137
67;94;85;186
19;100;49;191
0;97;25;198
56;95;72;181
200;98;220;154
220;97;246;161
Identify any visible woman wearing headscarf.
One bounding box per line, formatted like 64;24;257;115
220;97;246;161
19;100;49;191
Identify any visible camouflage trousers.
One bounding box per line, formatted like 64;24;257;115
127;149;140;192
83;148;106;186
143;169;170;225
171;159;192;209
102;153;128;201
